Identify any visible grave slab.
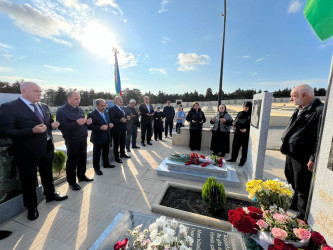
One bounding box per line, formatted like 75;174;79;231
92;211;248;250
157;158;240;187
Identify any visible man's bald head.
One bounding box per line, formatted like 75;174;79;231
290;84;315;108
20;82;42;103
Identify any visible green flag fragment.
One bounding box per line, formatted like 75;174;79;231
304;0;333;41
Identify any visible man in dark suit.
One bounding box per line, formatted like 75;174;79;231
109;96;131;163
88;99;115;175
56;91;94;191
0;82;68;220
139;96;154;146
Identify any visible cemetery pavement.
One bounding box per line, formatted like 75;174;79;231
0;137;286;249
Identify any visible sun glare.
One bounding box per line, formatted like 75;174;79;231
80;22;116;57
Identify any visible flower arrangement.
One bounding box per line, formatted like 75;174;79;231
169;153;223;168
228;206;263;234
114;216;193;250
246;179;293;211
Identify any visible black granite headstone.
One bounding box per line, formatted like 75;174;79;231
97;212;247;250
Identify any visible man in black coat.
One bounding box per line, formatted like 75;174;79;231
88;99;115;175
139;96;154;146
0;82;68;220
280;84;323;219
109;96;131;163
163;101;175;138
57;91;94;191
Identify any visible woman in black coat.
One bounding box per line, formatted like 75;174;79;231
210;104;233;156
227;101;252;166
186;102;206;151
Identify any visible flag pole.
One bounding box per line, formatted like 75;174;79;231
113;47;122;96
217;0;227;111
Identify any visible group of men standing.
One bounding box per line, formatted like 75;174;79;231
0;82;176;221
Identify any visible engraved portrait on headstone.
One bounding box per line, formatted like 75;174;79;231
251;99;262;128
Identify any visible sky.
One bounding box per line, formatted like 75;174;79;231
0;0;332;95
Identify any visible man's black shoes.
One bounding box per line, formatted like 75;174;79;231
0;230;12;240
69;183;81;191
120;154;131;159
78;176;94;182
27;207;39;220
141;142;146;147
46;193;68;202
115;158;123;163
95;169;103;175
147;142;152;145
132;146;140;149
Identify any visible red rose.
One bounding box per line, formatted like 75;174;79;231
114;238;128;250
285;244;298;250
247;206;263;214
268;246;277;250
219;157;223;163
200;154;205;159
274;239;286;250
195;159;199;165
322;245;333;250
201;162;208;167
219;163;222;167
185;161;192;165
311;231;326;245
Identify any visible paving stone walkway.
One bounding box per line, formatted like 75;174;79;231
0;137;286;250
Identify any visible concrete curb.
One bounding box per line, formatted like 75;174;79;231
152;181;251;231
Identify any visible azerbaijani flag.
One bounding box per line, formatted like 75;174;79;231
304;0;333;41
114;52;122;96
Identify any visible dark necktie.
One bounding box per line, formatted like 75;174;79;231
30;103;44;123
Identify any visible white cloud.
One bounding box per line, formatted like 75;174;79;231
241;55;250;59
158;0;169;14
1;75;47;85
0;42;12;49
288;0;302;14
149;68;167;75
1;53;25;61
177;53;210;72
44;65;74;72
0;0;72;46
318;41;333;49
0;66;12;72
161;35;170;44
256;57;264;63
0;0;137;68
95;0;126;22
252;72;258;76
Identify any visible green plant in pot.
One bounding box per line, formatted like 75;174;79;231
52;150;66;177
202;177;226;213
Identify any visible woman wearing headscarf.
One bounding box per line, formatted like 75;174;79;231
186;102;206;151
210;104;233;156
227;101;252;166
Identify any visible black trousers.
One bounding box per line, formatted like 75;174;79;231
165;119;173;136
285;155;312;217
189;129;202;150
93;142;109;170
231;132;249;164
141;122;152;143
154;127;163;140
65;140;87;185
16;140;55;209
113;130;126;159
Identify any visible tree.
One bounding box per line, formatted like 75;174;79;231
206;88;214;100
54;87;67;106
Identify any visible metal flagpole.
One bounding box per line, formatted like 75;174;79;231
217;0;227;110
